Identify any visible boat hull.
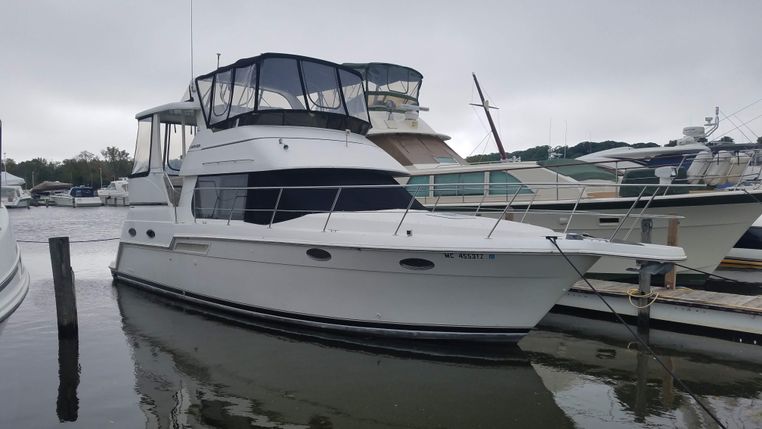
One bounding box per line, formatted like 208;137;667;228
441;191;762;279
0;208;30;322
52;195;103;207
2;198;31;208
723;221;762;267
99;193;129;206
113;239;599;341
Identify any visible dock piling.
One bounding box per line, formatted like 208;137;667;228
638;218;653;335
664;216;679;289
49;236;78;339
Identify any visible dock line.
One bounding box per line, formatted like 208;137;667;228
546;236;727;429
674;262;747;284
626;288;659;309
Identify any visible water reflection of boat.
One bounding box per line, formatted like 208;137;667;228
115;284;575;428
521;313;762;426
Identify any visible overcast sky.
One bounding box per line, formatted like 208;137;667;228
1;0;761;162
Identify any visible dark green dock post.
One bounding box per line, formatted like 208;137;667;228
49;236;78;338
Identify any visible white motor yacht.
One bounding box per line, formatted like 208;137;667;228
51;186;103;207
347;62;762;281
98;178;129;206
110;53;684;341
0;197;30;322
1;185;32;208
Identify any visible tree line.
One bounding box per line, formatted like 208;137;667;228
2;146;132;188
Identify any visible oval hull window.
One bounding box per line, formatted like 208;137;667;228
306;248;331;261
400;258;435;271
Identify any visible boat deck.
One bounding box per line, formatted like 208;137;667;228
555;279;762;338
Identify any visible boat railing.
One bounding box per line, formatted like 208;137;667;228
192;181;692;239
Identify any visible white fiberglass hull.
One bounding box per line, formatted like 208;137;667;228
115;240;597;340
0;207;30;322
445;190;762;278
2;198;31;208
51;195;103;207
99;193;129;206
113;211;682;341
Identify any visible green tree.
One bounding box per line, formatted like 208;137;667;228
100;146;132;180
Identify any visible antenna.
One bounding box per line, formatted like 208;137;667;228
470;73;507;161
216;53;221;68
189;0;194;80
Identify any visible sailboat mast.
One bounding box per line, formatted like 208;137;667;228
472;73;507;161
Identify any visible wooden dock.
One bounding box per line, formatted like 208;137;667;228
555;279;762;337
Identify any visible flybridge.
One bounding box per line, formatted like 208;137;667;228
344;63;423;113
194;53;371;135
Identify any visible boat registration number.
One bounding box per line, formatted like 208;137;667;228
444;253;496;260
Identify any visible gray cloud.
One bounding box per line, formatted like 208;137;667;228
1;0;760;161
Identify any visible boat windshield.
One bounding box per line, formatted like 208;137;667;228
538;159;617;182
1;187;20;199
195;53;370;134
344;63;423;112
70;187;96;198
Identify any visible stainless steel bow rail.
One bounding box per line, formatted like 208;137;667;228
191;181;694;238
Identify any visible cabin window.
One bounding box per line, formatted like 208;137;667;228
301;61;344;114
433;172;484;196
435;156;457;164
160;123;192;173
193;173;248;220
130;117;152;177
339;70;367;121
192;169;423;224
258;57;305;110
488;171;533;195
231;64;258;115
406;175;430;197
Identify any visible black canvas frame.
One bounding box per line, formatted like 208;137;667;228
195;53;372;134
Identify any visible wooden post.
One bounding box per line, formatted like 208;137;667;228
57;336;80;422
49;237;78;339
664;216;679;289
638;218;653;335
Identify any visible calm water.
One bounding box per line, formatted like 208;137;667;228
2;207;762;428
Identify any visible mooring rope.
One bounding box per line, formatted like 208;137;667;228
675;262;750;284
546;236;727;429
626;288;660;309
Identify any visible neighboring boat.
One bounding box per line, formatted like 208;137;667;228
29;180;72;206
348;62;762;281
0;185;32;208
51;186;103;207
98;178;129;206
723;216;762;268
110;53;684;342
0;194;30;322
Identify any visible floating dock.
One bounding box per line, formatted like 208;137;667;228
555;279;762;338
